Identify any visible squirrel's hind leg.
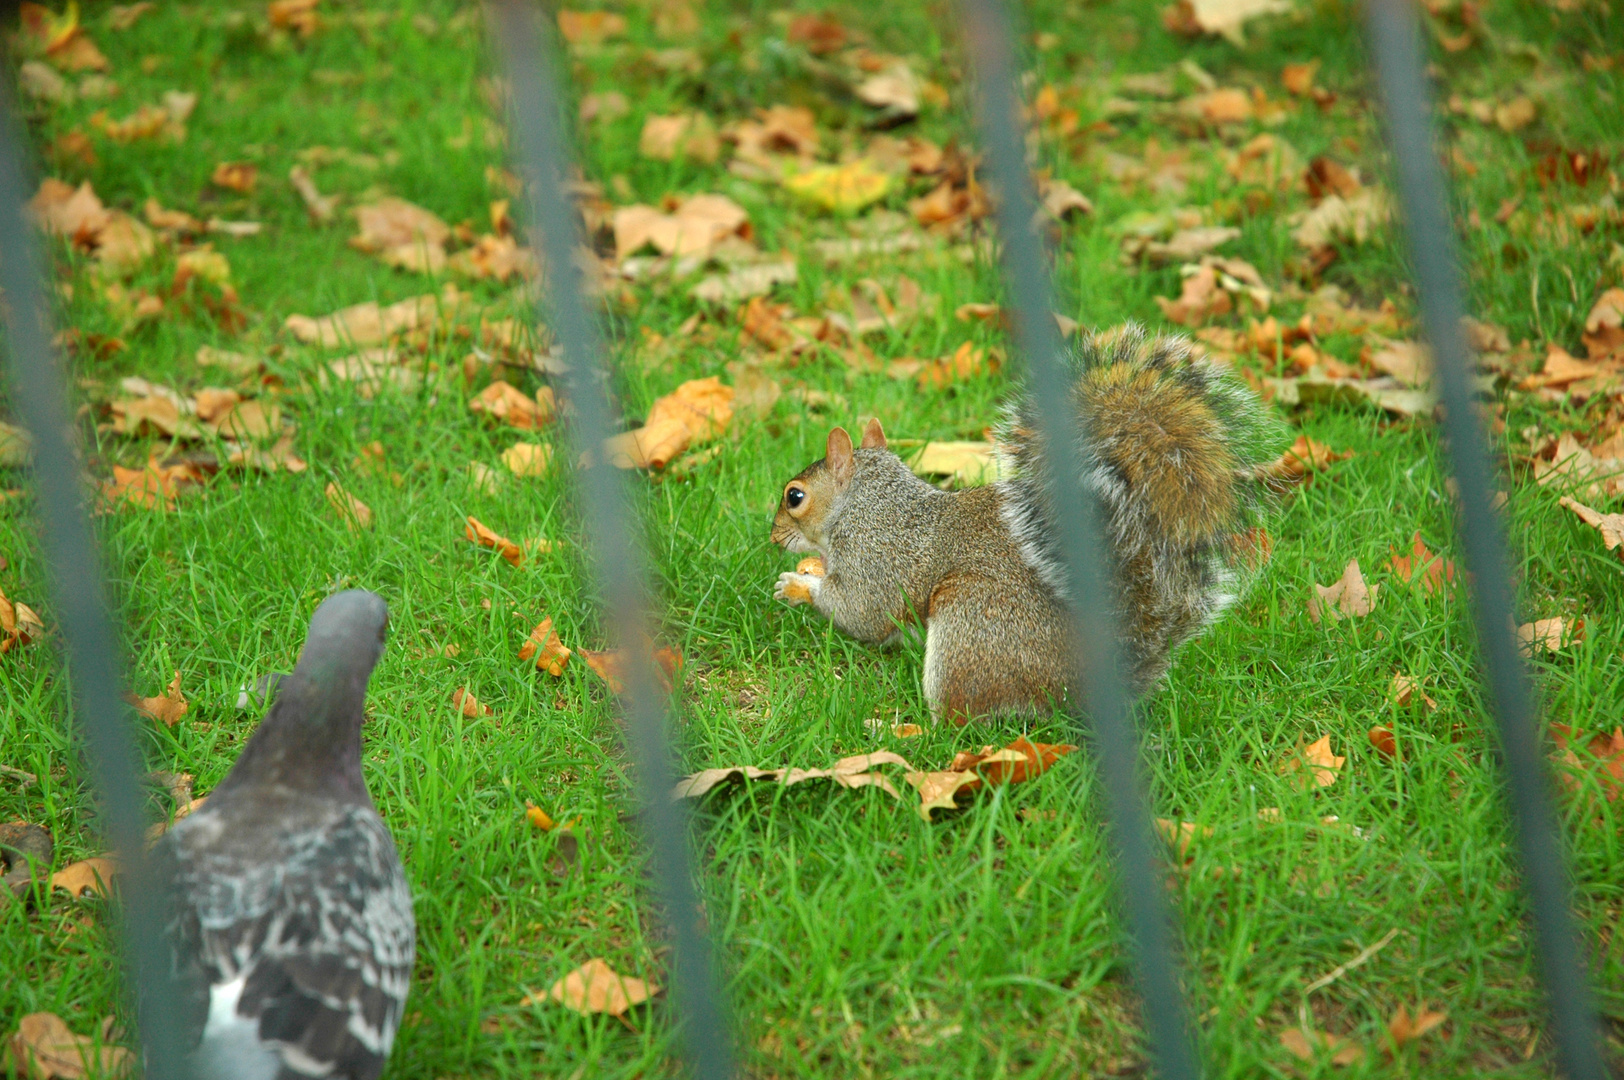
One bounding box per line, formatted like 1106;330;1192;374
923;576;1070;725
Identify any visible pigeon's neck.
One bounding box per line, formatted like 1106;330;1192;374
215;671;369;801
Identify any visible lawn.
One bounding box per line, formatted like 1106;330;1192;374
0;0;1621;1077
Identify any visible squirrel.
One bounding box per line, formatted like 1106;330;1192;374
770;325;1281;724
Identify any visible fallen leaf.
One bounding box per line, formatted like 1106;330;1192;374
518;617;571;676
469;380;555;430
1308;559;1378;623
1280;734;1344;790
1257;434;1352;484
556;10;628;46
579;643;684;695
1386;1005;1448;1049
1366;340;1432;388
1279;1025;1364;1066
452;687;492;718
1517;616;1581;656
1559;496;1624;556
1582;287;1624;361
49;856;118;898
285;290;456;347
1290;188;1390;250
1164;0;1293;43
904;769;980;821
1155;818;1214;858
904;342;1000;391
639;112;721;164
783;160;892;214
1549;724;1624;802
349;197;451;272
130;671;187;727
501;441;552;477
1281;60;1320;96
7;1012;132;1080
689;259;797;305
893;723;924;738
465;516;524;567
0;585;45;653
905;738;1077;819
908;441;1003;487
1494;96;1536;132
210;161;257;193
1180;87;1253;124
1368;725;1398;759
325;483;372;531
532;958;654;1015
1386;532;1455;594
1143;226;1241;266
288;165;337;222
601;377;733;470
1155;264;1232;326
1389;673;1436;712
612;194;749;260
268;0;320;36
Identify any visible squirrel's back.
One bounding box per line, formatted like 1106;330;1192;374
997;324;1279;688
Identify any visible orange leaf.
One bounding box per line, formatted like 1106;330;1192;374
1386;531;1455;594
49;856;119;898
325;482;372;531
452;687;492;718
210;161;257;193
1307;559;1378;623
464;516;524;567
129;670;187;727
530;957;655;1015
518;617;571;676
1279;734;1344;789
8;1012;133;1080
1368;726;1398;760
579;643;683;695
1386;1005;1448;1048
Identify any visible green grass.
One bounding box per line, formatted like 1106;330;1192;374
1;0;1621;1077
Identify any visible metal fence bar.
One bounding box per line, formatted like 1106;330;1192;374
958;0;1202;1075
489;3;736;1076
1362;3;1607;1075
0;85;186;1078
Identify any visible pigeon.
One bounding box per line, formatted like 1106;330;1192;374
151;590;414;1080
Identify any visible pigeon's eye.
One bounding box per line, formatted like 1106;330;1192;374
785;485;806;510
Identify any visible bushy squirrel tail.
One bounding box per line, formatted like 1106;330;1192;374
996;324;1282;689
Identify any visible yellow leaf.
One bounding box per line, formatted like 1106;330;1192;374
529;957;656;1015
783;159;892;214
50;856;119;898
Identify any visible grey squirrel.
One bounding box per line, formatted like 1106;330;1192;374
770;325;1281;724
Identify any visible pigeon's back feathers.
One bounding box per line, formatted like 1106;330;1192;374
154;591;413;1080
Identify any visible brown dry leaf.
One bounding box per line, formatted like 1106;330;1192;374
579;644;684;696
1281;60;1320;96
288;165;337;222
909;441;1002;488
324;483;372;531
49;856;119;899
639;113;721;164
1155;818;1214;859
1517;616;1581;656
452;687;493;718
518;617;571;676
446;234;536;282
1549;724;1624;802
1290;188;1390;249
7;1011;133;1080
350;197;451;272
465;516;524;567
1258;434;1352;484
469;380;554;430
1366;340;1432;388
611;194;750;261
601;377;733;470
1181;87;1253;123
100;457;203;511
1386;532;1456;595
893;723;924;738
501;441;552;477
1559;496;1624;556
1164;0;1292;42
904;770;980;820
907;342;998;391
1390;673;1436;712
1279;1026;1364;1066
130;671;188;727
1582;287;1624;361
556;10;628;46
1494;96;1536;132
1386;1006;1448;1049
1279;734;1345;790
210;162;257;193
144;198;202;233
671;764;785;799
1308;559;1378;623
0;585;45;654
268;0;320;36
532;958;655;1015
1368;725;1398;760
1155;265;1232;327
1039;177;1093;222
285;291;454;347
1304;156;1361;201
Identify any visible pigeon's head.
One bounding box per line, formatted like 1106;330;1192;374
299;590;389;681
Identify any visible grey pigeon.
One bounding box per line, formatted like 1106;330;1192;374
151;591;414;1080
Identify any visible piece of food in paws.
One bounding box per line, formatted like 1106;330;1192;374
796;556;826;577
777;573;816;605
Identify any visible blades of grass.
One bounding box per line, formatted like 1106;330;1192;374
488;3;736;1076
1362;2;1607;1076
957;0;1200;1075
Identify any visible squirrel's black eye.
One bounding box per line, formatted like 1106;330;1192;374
785;487;806;509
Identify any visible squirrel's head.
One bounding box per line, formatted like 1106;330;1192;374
771;419;887;553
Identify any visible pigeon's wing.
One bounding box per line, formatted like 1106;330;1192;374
148;836;214;1052
185;807;415;1080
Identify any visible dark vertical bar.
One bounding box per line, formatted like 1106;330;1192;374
958;0;1200;1076
1363;3;1606;1076
0;86;185;1078
488;3;736;1076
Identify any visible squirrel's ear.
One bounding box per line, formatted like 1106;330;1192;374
860;418;887;450
825;427;854;483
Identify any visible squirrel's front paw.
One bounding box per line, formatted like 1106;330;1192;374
774;571;821;606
